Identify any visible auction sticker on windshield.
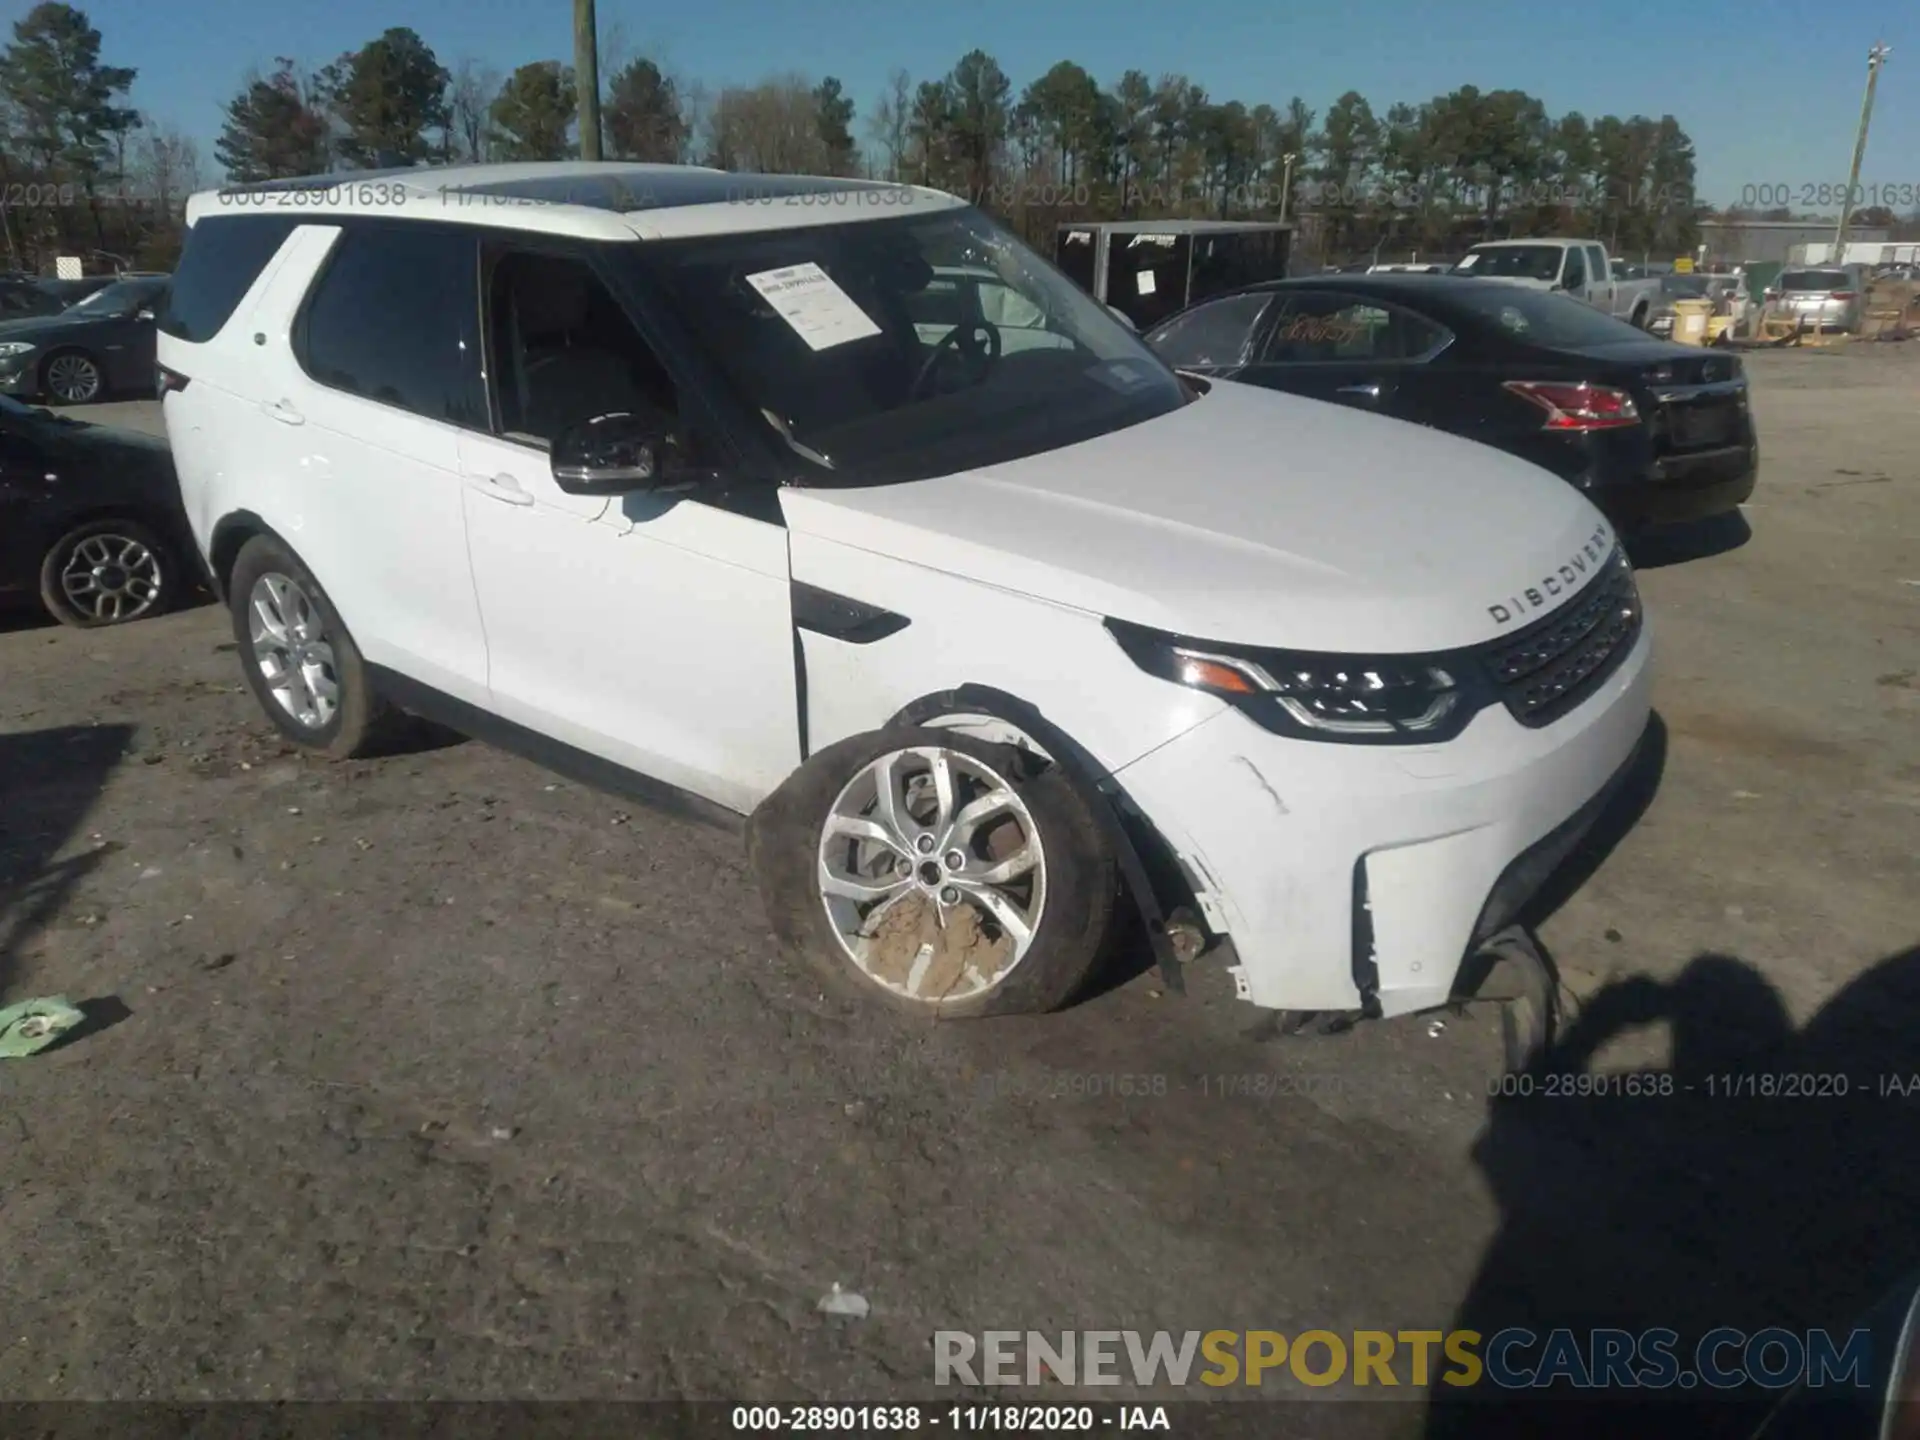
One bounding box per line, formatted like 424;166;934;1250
744;262;882;351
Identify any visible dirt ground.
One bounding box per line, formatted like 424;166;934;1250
2;351;1916;1436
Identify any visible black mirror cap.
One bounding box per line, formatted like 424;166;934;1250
551;410;673;496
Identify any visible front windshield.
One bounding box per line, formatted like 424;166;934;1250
1456;246;1564;282
1448;285;1650;347
631;206;1187;485
72;279;162;316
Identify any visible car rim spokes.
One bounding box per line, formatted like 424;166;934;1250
60;532;162;622
48;355;98;401
817;746;1046;1004
248;572;339;730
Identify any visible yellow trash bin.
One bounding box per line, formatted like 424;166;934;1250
1670;298;1712;347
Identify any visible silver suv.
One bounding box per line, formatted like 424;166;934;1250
1766;265;1867;333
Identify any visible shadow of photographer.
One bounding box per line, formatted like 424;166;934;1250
1427;941;1920;1439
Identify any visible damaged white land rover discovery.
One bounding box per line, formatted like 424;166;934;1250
158;163;1651;1039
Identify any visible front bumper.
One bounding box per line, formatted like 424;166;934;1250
1113;627;1653;1016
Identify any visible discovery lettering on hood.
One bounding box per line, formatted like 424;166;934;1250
1487;522;1614;626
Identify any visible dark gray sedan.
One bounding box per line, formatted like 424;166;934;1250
0;274;171;404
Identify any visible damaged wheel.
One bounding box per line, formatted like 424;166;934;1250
748;728;1119;1017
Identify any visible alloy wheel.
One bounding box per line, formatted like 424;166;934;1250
816;746;1047;1004
248;572;340;730
45;353;101;403
58;531;163;624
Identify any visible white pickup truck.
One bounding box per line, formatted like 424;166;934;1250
1452;239;1665;329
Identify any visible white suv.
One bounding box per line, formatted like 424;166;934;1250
159;162;1652;1037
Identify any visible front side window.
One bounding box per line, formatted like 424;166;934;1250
626;206;1186;486
1561;249;1586;290
71;279;167;318
483;247;679;448
296;224;485;427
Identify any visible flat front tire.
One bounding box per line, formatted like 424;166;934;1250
748;727;1120;1018
228;535;393;759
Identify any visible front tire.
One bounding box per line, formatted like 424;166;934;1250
39;516;175;627
42;349;103;404
748;727;1120;1018
228;535;393;759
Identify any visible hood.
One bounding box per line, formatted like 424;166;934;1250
0;309;106;343
779;379;1615;654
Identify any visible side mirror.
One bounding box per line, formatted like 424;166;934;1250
1106;303;1137;331
135;308;154;322
551;411;678;496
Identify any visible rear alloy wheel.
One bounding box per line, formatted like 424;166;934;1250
43;350;103;404
749;727;1119;1018
228;534;395;759
39;517;173;627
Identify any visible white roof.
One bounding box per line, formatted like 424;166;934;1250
184;161;965;241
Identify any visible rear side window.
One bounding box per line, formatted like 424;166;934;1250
160;215;300;343
296;223;484;428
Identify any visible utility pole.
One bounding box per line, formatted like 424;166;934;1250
1278;153;1297;222
1832;41;1891;256
574;0;602;161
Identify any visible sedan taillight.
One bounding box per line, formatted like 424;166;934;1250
1829;290;1857;300
1503;380;1641;432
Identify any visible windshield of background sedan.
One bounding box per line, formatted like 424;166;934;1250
632;207;1187;485
1449;285;1647;347
70;279;164;317
1454;245;1564;282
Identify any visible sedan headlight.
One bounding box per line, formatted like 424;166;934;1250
0;342;36;357
1105;617;1475;744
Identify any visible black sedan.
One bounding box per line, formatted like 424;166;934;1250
1144;275;1758;532
0;274;170;405
0;392;194;627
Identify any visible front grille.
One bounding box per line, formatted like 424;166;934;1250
1480;550;1641;728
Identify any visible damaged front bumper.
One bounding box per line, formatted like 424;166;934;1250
1112;628;1654;1017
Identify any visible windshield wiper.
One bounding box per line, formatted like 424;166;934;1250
762;408;834;470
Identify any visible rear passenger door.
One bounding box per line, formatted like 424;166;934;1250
255;221;493;704
1238;290;1451;416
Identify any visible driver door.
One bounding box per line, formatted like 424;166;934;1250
457;239;799;814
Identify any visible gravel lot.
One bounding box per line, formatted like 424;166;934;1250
4;353;1916;1436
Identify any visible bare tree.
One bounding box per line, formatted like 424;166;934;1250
678;79;711;165
448;59;501;163
704;75;829;173
135;123;203;215
867;68;911;181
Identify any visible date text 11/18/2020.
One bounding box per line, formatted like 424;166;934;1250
730;1404;1174;1431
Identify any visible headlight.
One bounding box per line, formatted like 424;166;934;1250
0;342;36;357
1105;618;1476;744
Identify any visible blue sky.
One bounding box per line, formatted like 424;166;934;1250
64;0;1916;206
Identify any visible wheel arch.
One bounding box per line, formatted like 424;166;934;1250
885;683;1203;992
207;508;282;604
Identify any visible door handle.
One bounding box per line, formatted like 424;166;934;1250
261;399;304;426
469;472;535;507
1337;383;1383;399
